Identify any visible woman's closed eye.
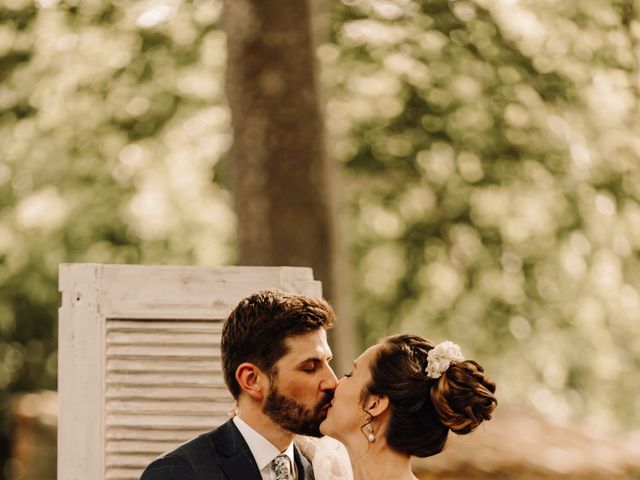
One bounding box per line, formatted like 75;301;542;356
343;372;353;378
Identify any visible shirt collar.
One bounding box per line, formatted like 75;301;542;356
233;416;296;471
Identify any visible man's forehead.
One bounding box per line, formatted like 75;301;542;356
282;329;332;360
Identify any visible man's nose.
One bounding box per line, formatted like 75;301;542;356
322;365;339;391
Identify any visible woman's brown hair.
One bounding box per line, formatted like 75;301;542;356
363;334;497;457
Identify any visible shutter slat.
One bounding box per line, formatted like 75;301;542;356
106;372;225;386
106;468;142;480
106;385;230;401
107;358;222;372
104;318;231;480
107;320;222;332
106;427;204;442
106;400;228;414
106;344;219;357
106;331;222;345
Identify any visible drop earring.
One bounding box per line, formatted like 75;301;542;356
366;423;375;442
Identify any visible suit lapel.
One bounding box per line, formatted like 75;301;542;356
211;420;314;480
212;420;262;480
294;443;315;480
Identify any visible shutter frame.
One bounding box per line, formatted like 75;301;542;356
58;264;322;480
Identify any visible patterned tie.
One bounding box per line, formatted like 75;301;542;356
271;454;293;480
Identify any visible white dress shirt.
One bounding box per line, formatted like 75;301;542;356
233;416;297;480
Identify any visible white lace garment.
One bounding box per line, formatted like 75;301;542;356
295;435;353;480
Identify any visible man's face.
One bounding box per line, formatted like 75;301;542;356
262;328;338;437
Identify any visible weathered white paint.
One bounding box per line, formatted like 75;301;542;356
58;264;322;480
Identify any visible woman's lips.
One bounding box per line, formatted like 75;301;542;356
320;403;332;417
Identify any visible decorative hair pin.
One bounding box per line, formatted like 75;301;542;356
425;341;464;379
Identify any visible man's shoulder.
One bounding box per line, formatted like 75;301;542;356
140;454;195;480
140;424;228;480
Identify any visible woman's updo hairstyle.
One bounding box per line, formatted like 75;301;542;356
363;334;497;457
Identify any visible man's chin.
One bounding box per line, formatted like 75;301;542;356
284;409;331;437
263;388;331;437
290;419;324;438
301;408;330;437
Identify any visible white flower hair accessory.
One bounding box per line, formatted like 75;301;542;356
425;341;464;379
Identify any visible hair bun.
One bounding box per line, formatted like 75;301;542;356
430;359;497;435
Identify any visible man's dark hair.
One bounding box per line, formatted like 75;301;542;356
221;289;336;399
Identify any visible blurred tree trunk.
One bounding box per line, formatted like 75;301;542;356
222;0;355;371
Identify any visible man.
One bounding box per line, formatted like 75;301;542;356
140;289;338;480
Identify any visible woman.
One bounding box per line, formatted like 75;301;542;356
319;334;497;480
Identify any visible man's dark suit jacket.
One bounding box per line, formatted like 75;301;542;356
140;419;315;480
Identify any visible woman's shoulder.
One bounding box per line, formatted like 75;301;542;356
295;435;354;480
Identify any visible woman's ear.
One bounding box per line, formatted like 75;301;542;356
366;394;389;418
235;363;266;400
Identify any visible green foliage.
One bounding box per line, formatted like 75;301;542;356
0;0;233;475
324;0;640;429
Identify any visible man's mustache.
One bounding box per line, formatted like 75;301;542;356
314;391;334;412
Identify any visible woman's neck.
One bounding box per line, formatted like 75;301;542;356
343;438;416;480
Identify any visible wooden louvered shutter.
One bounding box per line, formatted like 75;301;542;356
58;264;321;480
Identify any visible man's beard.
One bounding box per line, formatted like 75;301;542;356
262;385;333;437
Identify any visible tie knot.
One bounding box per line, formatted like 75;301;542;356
271;454;293;480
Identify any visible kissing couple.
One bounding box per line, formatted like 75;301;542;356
141;289;497;480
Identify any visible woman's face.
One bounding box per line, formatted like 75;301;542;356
320;343;381;441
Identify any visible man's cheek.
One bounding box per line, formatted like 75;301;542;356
286;380;315;401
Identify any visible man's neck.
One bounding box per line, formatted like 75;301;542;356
237;407;295;452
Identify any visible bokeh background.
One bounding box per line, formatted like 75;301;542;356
1;0;640;478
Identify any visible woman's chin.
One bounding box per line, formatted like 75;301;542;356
319;418;331;437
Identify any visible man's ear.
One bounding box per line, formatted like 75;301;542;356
365;395;389;418
235;362;267;400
